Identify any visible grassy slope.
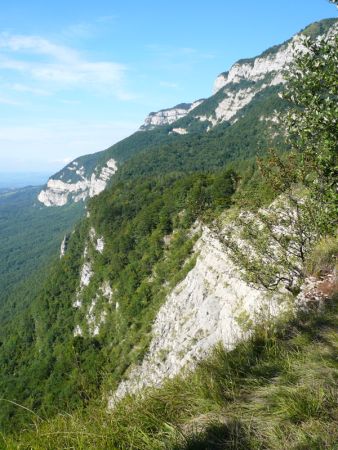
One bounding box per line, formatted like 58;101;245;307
5;297;337;450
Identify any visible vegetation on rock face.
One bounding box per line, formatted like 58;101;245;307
0;17;336;448
116;85;287;183
0;171;236;432
221;29;338;295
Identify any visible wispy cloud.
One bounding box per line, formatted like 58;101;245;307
62;22;96;39
96;15;118;24
159;81;178;89
0;34;77;62
10;83;51;96
0;33;132;100
145;44;216;72
0;95;23;106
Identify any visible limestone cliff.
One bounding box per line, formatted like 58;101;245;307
38;158;117;207
140;100;204;130
110;225;289;403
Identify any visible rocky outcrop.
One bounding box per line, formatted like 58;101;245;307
198;36;304;127
72;227;113;337
38;158;117;207
171;127;188;135
206;22;337;127
110;187;324;403
212;37;301;95
140;100;203;130
60;235;68;258
89;227;105;253
110;225;289;404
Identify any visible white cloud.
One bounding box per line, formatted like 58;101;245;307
160;81;178;89
96;15;118;24
0;33;132;100
144;44;216;74
0;95;23;106
10;83;51;96
0;34;77;62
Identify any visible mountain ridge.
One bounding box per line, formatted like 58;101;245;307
37;18;337;207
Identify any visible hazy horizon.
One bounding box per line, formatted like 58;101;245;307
0;171;50;188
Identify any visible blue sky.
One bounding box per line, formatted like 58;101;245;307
0;0;336;174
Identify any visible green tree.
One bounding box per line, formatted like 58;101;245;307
222;27;337;293
276;30;337;234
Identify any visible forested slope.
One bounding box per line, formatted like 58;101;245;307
0;186;83;322
0;18;336;449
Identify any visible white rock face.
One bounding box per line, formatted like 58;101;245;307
74;325;83;337
72;226;113;336
213;85;260;123
140;100;203;130
101;281;114;302
73;298;82;308
38;158;117;207
86;298;107;336
79;261;93;288
213;72;228;94
111;226;289;404
212;35;304;95
73;280;113;336
171;127;188;135
60;235;68;258
96;238;105;253
207;23;337;126
89;227;105;253
204;37;304;127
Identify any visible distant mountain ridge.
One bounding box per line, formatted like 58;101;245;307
37;18;337;207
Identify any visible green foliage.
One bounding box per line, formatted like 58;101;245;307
6;300;337;449
282;32;338;235
222;192;318;294
257;31;337;235
224;28;338;294
117;86;287;183
299;17;337;39
0;186;83;325
0;17;336;443
0;171;236;432
305;235;338;276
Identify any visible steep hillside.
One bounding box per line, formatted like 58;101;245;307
0;17;336;447
0;170;237;431
0;186;83;321
8;299;338;449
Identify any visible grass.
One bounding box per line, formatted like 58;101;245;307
305;235;338;277
2;298;337;450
